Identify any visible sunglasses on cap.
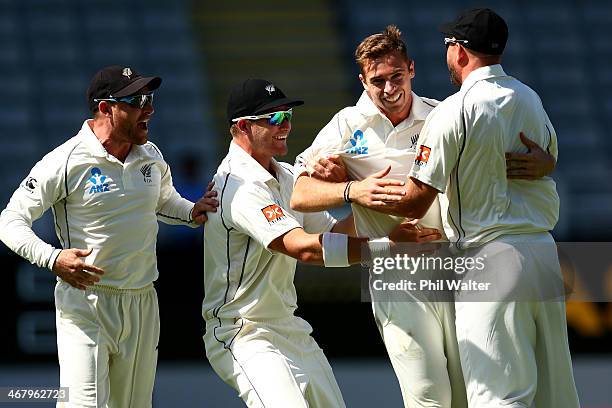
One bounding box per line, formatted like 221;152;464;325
93;93;154;109
444;37;469;48
232;109;293;126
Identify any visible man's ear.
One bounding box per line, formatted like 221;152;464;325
98;101;112;117
237;119;250;134
457;45;470;67
359;73;368;90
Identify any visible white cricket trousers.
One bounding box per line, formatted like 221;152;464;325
204;316;346;408
55;281;160;408
373;299;467;408
454;232;580;407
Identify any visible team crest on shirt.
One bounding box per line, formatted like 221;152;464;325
140;163;153;183
86;167;112;195
409;134;420;151
261;204;286;224
345;129;368;155
414;145;431;167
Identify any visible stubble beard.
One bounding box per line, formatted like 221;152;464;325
448;63;462;87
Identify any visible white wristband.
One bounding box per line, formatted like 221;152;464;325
368;237;391;261
322;232;349;267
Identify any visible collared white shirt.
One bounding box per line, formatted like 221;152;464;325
295;91;446;238
410;65;559;247
0;120;195;288
202;142;336;322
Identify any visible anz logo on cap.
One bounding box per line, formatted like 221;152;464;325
87;167;111;195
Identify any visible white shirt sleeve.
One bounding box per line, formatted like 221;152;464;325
223;177;302;250
408;103;463;193
156;162;197;227
302;211;337;234
294;111;348;183
0;152;65;270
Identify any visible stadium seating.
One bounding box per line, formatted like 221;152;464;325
0;0;217;217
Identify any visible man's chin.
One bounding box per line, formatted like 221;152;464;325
135;130;149;144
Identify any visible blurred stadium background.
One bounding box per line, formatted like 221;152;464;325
0;0;611;406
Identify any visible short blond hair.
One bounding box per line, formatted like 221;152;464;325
229;123;240;138
355;25;410;74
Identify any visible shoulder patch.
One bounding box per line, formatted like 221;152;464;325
415;145;431;166
261;204;286;224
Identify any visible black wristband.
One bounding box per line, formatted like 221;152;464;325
343;181;354;203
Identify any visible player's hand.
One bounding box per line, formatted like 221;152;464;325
310;154;348;182
191;181;218;225
53;248;105;290
389;219;442;243
350;166;406;207
388;220;441;257
506;132;556;180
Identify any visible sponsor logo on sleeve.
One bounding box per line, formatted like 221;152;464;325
261;204;286;224
21;176;38;193
415;145;431;166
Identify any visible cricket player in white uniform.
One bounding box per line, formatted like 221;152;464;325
0;66;216;408
202;79;440;408
291;26;556;408
361;9;580;407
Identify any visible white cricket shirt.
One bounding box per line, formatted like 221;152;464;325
409;65;559;247
295;91;446;239
0;120;196;288
202;142;336;322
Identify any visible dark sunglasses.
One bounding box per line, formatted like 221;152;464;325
94;93;154;109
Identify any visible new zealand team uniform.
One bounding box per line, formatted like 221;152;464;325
0;120;196;407
295;91;467;408
410;65;580;407
203;142;345;408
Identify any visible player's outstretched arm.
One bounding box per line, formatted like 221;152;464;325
291;154;349;212
291;165;406;213
268;221;441;266
506;132;556;179
291;174;348;212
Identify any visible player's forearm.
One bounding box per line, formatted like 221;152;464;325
296;235;367;265
290;175;347;212
269;228;367;266
368;178;437;219
156;192;197;227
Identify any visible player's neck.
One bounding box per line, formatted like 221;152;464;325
91;120;132;162
233;139;274;176
385;102;412;127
